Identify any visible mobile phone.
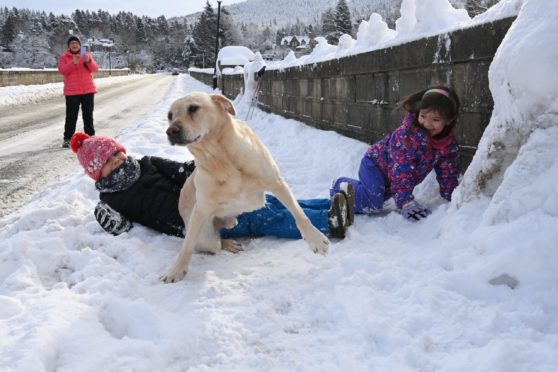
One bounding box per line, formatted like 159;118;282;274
80;46;87;56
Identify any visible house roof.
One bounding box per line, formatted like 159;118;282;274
281;35;311;45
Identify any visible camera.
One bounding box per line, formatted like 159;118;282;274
80;45;88;56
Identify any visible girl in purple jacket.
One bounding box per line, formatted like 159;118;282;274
331;86;461;222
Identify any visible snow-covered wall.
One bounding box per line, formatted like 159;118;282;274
196;16;515;170
0;69;129;88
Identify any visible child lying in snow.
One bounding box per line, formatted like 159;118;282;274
70;132;355;240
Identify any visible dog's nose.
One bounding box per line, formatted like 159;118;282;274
166;125;180;136
166;124;182;145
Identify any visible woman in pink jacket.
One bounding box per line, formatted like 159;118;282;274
58;36;99;148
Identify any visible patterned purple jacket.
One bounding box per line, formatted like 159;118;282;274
366;112;459;209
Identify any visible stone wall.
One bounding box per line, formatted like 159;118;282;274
189;70;214;87
189;71;245;98
221;74;245;99
0;69;129;87
192;17;515;170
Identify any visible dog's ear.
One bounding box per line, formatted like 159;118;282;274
210;94;236;116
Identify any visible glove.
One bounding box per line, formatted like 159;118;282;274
400;200;432;222
94;202;132;235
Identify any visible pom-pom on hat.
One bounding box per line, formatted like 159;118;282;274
70;132;126;181
67;36;81;47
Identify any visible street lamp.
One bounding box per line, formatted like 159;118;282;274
125;50;130;73
108;42;112;76
212;0;222;89
102;38;114;76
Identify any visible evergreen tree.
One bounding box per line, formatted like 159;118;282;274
45;12;58;32
262;26;271;41
73;10;87;32
30;17;43;35
275;28;287;46
466;0;499;17
1;13;19;48
220;7;242;46
334;0;352;38
191;1;217;67
259;25;272;51
321;9;336;44
157;15;169;35
135;17;146;43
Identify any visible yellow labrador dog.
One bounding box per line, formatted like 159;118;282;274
161;92;328;283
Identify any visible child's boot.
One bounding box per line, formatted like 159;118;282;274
328;192;348;239
339;182;355;225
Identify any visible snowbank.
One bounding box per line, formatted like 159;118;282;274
268;0;519;70
454;0;558;218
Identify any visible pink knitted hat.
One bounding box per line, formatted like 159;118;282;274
70;132;127;181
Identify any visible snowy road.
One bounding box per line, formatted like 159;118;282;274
0;74;176;216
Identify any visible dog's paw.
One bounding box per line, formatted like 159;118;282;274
306;230;329;256
160;268;188;283
221;239;243;254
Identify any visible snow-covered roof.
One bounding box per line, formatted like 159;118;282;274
281;36;293;44
281;35;310;45
85;37;114;48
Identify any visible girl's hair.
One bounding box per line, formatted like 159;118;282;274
399;86;461;139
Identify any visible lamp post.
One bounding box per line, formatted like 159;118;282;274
108;42;112;76
212;0;222;89
125;50;130;73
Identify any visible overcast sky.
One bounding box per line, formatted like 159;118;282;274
1;0;246;18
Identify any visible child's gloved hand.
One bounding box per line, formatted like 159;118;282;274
400;200;432;222
94;202;132;235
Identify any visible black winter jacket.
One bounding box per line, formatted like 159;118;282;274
99;156;195;236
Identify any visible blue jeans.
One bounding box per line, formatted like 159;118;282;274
222;194;330;239
330;155;389;213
